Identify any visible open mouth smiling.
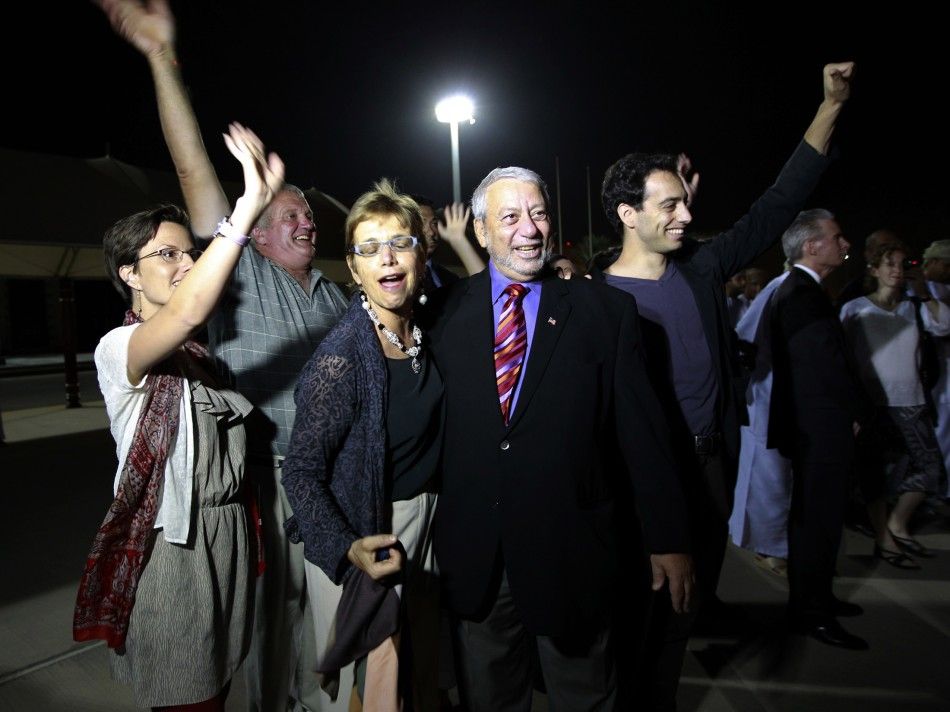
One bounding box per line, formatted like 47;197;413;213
378;273;407;291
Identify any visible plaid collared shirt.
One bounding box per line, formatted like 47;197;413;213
208;247;348;458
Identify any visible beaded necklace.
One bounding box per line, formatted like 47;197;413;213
360;292;423;374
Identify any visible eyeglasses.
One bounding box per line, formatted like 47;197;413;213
348;235;419;257
134;247;204;264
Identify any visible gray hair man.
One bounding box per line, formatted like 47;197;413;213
429;164;693;711
768;209;871;650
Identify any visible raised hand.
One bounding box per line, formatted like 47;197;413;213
823;61;855;104
804;60;855;154
223;122;285;220
438;202;472;246
94;0;175;58
677;153;700;207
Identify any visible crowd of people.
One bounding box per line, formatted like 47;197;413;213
69;1;950;711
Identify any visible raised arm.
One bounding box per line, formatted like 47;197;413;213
438;202;486;275
803;61;855;156
705;63;855;279
96;0;230;236
125;124;283;383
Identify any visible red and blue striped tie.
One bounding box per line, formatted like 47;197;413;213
494;283;528;425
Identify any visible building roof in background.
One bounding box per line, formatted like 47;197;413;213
0;147;351;278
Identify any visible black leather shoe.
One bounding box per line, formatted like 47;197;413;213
793;619;869;650
831;598;863;617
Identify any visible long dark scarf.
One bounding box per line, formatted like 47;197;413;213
73;310;210;649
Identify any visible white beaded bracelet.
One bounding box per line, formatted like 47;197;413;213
214;216;251;247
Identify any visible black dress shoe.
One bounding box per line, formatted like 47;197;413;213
831;598;863;617
793;618;869;650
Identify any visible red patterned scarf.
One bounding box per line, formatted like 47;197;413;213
73;310;210;649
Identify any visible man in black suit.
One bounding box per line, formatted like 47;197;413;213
769;209;870;650
595;61;854;705
429;166;693;711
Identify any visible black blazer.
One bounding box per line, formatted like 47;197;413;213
426;260;461;292
429;269;688;637
767;267;869;458
591;141;830;472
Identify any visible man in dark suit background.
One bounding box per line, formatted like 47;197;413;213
769;209;870;650
429;166;693;711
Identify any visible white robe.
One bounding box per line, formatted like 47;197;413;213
729;273;793;558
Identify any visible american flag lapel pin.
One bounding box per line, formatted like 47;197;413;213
547;317;557;326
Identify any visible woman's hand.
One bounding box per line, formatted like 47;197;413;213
223;123;285;232
347;534;403;580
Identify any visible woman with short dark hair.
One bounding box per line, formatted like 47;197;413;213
74;123;283;711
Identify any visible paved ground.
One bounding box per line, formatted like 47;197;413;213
1;380;949;711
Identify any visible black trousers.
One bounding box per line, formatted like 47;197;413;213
787;456;852;621
787;418;854;622
637;449;732;711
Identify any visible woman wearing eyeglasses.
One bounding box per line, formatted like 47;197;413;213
74;124;283;711
282;180;443;711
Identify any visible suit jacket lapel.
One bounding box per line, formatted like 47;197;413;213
453;271;500;410
506;276;571;430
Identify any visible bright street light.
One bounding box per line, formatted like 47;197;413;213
435;95;475;204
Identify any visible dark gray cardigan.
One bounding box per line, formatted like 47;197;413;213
282;296;388;585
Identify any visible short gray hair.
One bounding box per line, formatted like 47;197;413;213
782;208;835;262
255;183;307;230
471;167;550;221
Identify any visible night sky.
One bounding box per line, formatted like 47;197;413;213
6;1;944;281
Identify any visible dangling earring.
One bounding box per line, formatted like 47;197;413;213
418;289;428;306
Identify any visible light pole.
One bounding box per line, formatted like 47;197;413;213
435;95;474;204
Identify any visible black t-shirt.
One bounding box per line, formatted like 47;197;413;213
385;353;443;501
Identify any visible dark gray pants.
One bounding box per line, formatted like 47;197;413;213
453;571;617;712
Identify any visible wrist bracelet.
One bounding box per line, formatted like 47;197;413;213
214;216;251;247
